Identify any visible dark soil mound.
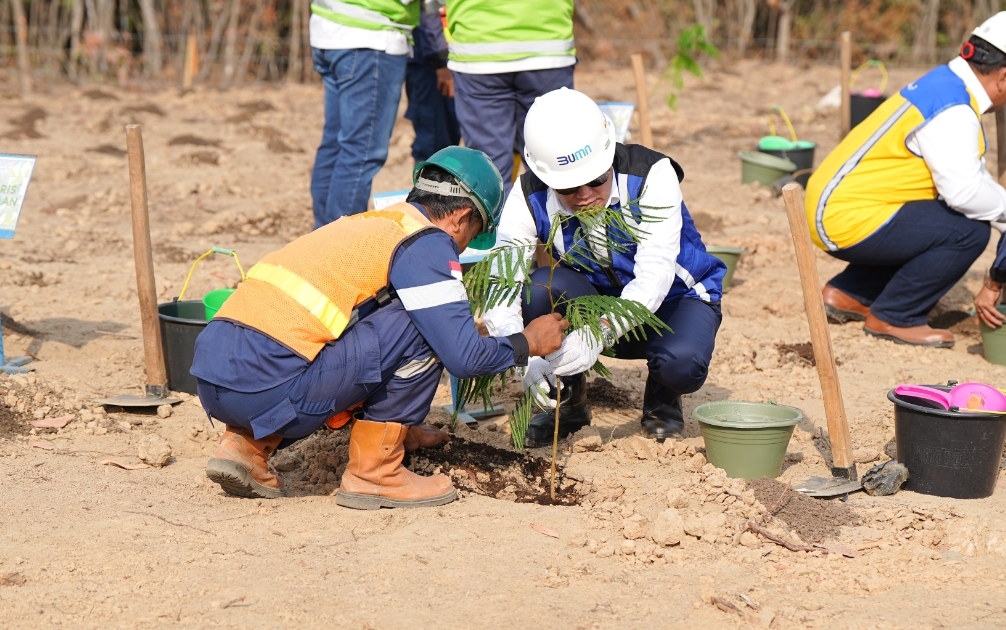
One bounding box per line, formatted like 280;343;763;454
776;342;815;366
0;402;29;439
168;134;221;147
406;437;582;506
747;478;859;543
585;378;639;410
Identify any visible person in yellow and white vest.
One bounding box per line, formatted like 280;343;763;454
191;148;567;508
806;13;1006;348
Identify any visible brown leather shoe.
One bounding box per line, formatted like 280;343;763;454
403;424;450;452
864;313;954;348
336;419;457;510
206;425;284;499
822;285;870;323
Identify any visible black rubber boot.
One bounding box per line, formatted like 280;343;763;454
524;373;592;448
640;377;684;442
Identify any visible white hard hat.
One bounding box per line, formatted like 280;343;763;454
523;87;617;190
973;11;1006;54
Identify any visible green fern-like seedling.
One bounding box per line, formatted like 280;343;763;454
453;195;676;452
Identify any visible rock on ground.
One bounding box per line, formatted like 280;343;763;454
138;434;172;467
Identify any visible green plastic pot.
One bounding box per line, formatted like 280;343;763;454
979;305;1006;366
202;288;235;321
706;246;744;293
693;401;803;480
738;151;796;187
740;149;792;185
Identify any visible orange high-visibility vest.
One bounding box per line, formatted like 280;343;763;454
215;202;434;361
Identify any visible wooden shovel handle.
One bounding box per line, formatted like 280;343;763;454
630;54;652;148
126;125;168;389
781;183;856;476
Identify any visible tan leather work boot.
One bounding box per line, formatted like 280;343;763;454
336;419;457;510
403;424;450;452
864;313;954;348
205;425;284;499
822;285;870;323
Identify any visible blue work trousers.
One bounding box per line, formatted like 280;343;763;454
310;48;407;228
452;67;575;196
405;62;461;163
521;267;721;396
827;199;990;327
196;300;443;440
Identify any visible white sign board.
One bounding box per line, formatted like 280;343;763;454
597;102;635;143
372;189;410;210
0;154;36;239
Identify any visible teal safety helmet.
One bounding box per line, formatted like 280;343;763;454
413;146;505;249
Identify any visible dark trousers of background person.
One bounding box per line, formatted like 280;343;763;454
520;267;721;397
826;199;991;328
405;61;461;163
452;67;574;196
310;48;407;228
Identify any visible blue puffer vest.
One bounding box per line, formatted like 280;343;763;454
519;143;725;303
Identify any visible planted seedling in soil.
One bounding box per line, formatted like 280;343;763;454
456;194;671;501
655;24;720;110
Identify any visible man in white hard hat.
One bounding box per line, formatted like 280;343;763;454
482;88;727;445
808;13;1006;347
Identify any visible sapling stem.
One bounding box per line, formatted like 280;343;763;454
550;380;561;501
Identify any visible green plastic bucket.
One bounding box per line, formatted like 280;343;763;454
738;151;796;187
706;246;744;293
202;288;235;321
979;305;1006;366
693;401;803;479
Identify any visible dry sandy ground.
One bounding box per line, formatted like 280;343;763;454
2;60;1006;629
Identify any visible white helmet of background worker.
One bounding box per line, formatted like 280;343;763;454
523;87;617;191
972;11;1006;54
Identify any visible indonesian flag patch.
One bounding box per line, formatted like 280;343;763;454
449;260;463;280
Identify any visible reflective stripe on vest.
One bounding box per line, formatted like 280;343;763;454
448;38;574;57
804;64;985;251
311;0;415;32
245;262;351;339
447;0;573;63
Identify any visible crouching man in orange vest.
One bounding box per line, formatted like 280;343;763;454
190;147;566;509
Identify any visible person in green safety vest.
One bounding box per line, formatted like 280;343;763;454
443;0;576;195
308;0;421;227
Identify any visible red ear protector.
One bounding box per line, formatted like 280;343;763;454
961;39;1006;64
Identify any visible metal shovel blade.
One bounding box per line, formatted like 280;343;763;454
95;394;182;408
95;385;181;408
794;476;863;498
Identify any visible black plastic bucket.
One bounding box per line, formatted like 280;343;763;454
887;388;1006;499
760;146;815;188
850;93;886;129
158;300;208;395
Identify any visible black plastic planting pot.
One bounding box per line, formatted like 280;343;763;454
888;388;1006;499
158;300;208;395
850;93;886;129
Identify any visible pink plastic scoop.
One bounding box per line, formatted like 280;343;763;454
895;382;1006;412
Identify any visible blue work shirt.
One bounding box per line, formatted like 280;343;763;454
190;204;524;393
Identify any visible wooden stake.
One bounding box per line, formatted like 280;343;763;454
997;107;1006;186
9;0;31;94
840;31;851;139
182;28;198;90
780;183;856;479
630;53;653;147
125;125;169;393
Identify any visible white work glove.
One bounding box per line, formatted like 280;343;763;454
546;328;603;377
521;357;559;410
